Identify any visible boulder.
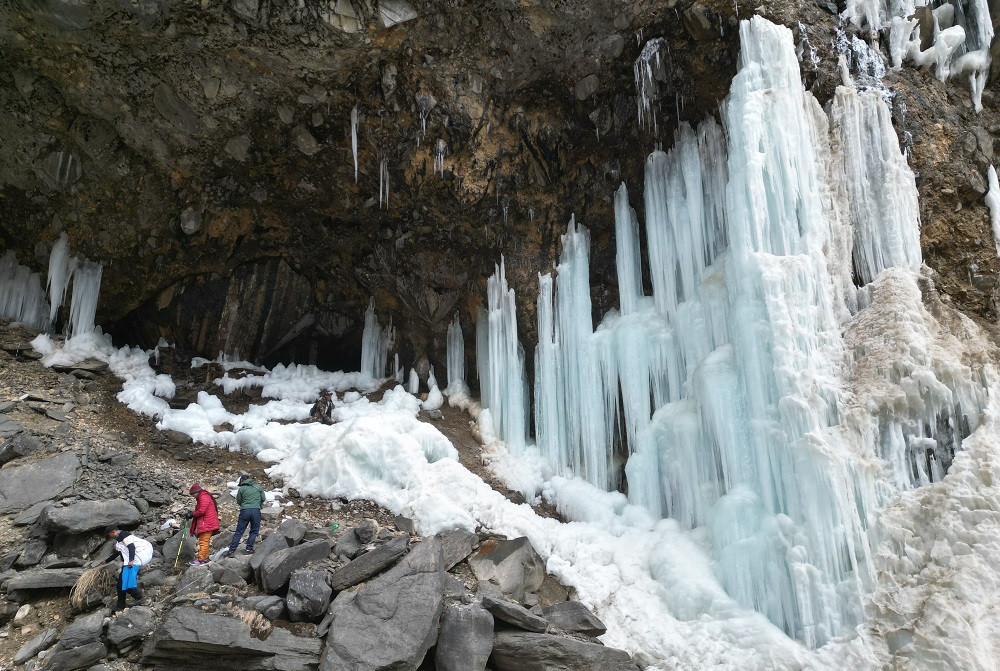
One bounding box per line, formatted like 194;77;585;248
291;125;320;155
162;530;197;566
13;626;58;664
333;529;365;561
542;601;606;636
259;539;330;594
16;539;49;568
41;641;109;671
0;451;80;514
13;500;55;526
437;528;478;570
482;595;548;633
0;432;42;466
286;569;332;622
435;603;494;671
143;606;322;670
328;534;409;591
59;610;107;649
41;499;142;534
175;565;215;597
355;519;379;545
321;537;446;671
107;606;156;648
243;595;286;620
5;567;83;594
468;537;544;602
275;517;308;545
490;632;639;671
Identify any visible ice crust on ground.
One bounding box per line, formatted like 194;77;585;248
18;14;1000;671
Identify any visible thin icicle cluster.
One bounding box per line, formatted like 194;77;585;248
476;259;529;451
360;299;394;380
379;158;390;208
634;37;668;131
434;139;447;177
843;0;995;111
0;233;103;335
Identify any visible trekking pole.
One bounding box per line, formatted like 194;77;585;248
172;524;188;569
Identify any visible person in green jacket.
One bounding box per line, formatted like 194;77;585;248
227;474;265;557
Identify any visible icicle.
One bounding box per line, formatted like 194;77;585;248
351;105;359;183
379;158;390;209
614;183;643;316
46;233;75;326
446;313;467;394
360;299;392;379
501;195;510;226
987;167;1000;258
408;368;420;395
634;38;668;130
67;261;102;338
434;139;447;177
0;252;49;330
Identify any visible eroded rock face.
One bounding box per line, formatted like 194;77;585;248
1;0;997;373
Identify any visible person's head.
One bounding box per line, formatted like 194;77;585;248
104;525;120;540
189;484;203;496
321;390;332;399
238;474;250;486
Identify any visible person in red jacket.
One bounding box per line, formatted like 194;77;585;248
185;483;220;565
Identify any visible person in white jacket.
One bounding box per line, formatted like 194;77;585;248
103;525;153;612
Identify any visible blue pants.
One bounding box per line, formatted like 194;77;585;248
120;564;139;591
229;508;261;551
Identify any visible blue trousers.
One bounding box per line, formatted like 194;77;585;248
229;508;261;551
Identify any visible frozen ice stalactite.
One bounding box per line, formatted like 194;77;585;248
856;0;994;112
379;158;389;209
360;300;393;379
408;368;420;395
0;252;49;330
831;86;922;285
987;166;1000;258
67;261;102;338
534;219;613;489
434;139;446;177
445;313;467;395
477;259;528;452
46;233;76;326
351;105;359;183
613;183;643;315
634;37;668;131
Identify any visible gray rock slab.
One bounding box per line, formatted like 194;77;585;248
468;537;544;602
259;539;330;594
490;632;639;671
5;567;83;591
321;537;446;671
541;601;606;636
0;451;80;514
333;528;364;561
107;606;156;648
60;610;107;649
286;569;332;622
437;528;478;570
43;641;109;671
13;626;58;664
16;539;48;568
143;606;321;670
250;533;292;581
435;603;493;671
328;534;409;591
41;499;142;534
0;432;42;466
13;500;54;526
482;595;548;633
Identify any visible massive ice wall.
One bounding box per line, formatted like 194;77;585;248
478;16;990;648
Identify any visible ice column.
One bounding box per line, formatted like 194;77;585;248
987;166;1000;258
614;184;643;315
831;86;922;284
446;313;467;394
478;259;529;451
0;252;49;330
67;261;102;337
46;233;76;325
360;300;393;379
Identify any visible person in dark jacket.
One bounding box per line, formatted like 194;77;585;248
103;525;153;612
186;483;220;565
310;390;336;425
227;474;265;558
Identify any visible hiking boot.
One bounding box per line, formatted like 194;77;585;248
245;547;254;554
226;550;236;559
188;559;208;566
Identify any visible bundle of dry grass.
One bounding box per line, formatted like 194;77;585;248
233;606;273;641
69;565;116;611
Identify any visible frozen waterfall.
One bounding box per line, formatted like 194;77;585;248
360;300;394;380
476;16;989;648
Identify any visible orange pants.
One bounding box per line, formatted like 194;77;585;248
197;532;212;561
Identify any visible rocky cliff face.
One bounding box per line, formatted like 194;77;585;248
2;0;998;373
